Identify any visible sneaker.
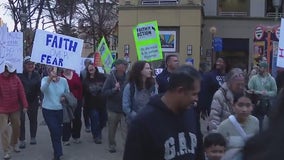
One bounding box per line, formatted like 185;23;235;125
13;146;21;153
85;127;91;133
3;153;11;159
94;137;102;144
73;138;81;144
109;148;116;153
19;141;26;149
30;138;37;145
109;145;116;153
63;141;70;146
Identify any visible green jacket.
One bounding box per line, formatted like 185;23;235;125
248;74;277;97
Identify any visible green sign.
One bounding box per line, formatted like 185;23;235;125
97;37;114;73
133;21;163;62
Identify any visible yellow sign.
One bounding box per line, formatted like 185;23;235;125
133;21;163;62
97;37;114;73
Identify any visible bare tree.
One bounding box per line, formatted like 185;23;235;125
77;0;118;50
3;0;45;55
4;0;45;31
42;0;80;37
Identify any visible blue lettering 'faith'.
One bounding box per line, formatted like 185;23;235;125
46;34;78;52
41;54;63;66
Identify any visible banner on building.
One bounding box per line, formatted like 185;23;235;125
0;25;23;73
133;21;163;62
97;37;114;73
277;19;284;68
31;29;83;73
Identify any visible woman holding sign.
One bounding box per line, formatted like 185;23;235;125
40;66;70;160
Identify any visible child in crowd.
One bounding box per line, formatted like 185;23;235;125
217;93;259;160
204;133;226;160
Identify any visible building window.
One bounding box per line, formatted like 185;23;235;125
141;0;179;5
218;0;249;16
266;0;283;16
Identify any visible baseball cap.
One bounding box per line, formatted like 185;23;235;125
4;61;16;73
113;59;128;66
259;61;268;68
23;56;33;64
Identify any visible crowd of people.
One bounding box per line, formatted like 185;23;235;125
0;54;284;160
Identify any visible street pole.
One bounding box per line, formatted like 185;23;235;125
20;12;28;57
210;26;217;69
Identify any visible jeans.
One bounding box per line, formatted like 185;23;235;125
62;100;82;141
89;109;102;139
42;108;63;159
88;107;107;139
0;111;20;153
20;105;38;141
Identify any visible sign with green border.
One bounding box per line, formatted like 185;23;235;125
133;21;163;62
97;37;114;73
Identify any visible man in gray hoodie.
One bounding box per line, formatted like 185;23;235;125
102;59;128;153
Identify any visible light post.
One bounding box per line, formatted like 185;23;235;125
209;26;217;68
20;11;28;56
273;0;283;20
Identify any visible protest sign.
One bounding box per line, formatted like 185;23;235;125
97;37;113;73
277;19;284;68
0;25;23;73
31;29;83;72
133;21;163;62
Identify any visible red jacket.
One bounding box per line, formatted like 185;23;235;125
0;73;28;113
62;72;83;100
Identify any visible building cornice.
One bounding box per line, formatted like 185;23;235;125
119;4;202;10
204;16;279;21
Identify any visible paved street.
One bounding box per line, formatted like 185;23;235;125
0;109;124;160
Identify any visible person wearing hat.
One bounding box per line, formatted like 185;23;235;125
102;58;128;153
248;60;277;131
208;68;246;132
0;61;28;159
18;56;41;149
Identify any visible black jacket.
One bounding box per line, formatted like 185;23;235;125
18;71;41;106
83;74;106;109
123;95;204;160
156;69;171;94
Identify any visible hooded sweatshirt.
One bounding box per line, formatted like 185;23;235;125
123;95;204;160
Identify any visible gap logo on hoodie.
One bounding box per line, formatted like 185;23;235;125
164;132;197;160
216;75;225;86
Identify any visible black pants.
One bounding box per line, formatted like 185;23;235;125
62;100;82;141
83;107;90;129
252;99;270;132
20;105;39;141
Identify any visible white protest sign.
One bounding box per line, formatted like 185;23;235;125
277;19;284;68
0;25;23;73
0;26;8;72
5;32;23;73
31;29;83;71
